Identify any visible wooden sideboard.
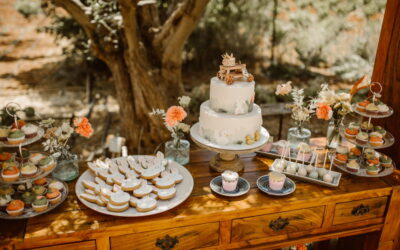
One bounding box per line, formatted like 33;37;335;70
1;149;400;250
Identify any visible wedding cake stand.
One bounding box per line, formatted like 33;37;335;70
190;123;269;172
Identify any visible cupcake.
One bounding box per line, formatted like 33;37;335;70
367;156;380;165
380;155;393;168
348;151;359;161
0;152;12;162
38;157;56;172
34;178;49;186
21;124;38;139
0;126;10;141
276;140;290;157
0;194;11;211
355;132;368;145
29;153;45;165
1;166;20;182
369;132;384;147
49;180;64;191
46;188;62;205
32;196;49;212
261;136;274;152
344;127;358;140
374;126;386;137
268;172;286;191
366;164;380;175
16;148;30;163
7;130;25;145
377;103;390;115
11;120;26;129
296;142;312;162
20;162;38;177
21;192;36;207
334;146;348;166
6;200;24;216
2;158;18;169
0;185;15;196
17;183;31;193
356;100;370;113
350;147;362;157
221;170;239;192
346;160;360;173
32;185;47;196
361;121;374;133
366;103;379;115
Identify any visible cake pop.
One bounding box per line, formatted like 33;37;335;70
323;153;334;183
297;166;307;176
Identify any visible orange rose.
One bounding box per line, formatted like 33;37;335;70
73;117;93;138
165;106;187;127
316;103;332;120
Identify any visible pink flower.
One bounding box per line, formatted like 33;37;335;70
275;81;292;95
73;117;93;138
165;106;187;127
316;103;333;120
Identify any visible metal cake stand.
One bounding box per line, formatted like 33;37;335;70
190;123;269;172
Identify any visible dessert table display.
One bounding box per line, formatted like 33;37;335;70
332;83;395;177
2;149;400;250
76;153;194;217
190;54;268;172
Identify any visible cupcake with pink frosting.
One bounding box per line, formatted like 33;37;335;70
221;170;239;192
275;140;290;157
261;136;274;152
268;172;286;191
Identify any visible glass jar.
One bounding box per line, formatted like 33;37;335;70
326;118;343;149
287;127;311;150
165;139;190;165
52;155;79;181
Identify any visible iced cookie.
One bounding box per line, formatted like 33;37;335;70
100;188;113;200
107;202;129;212
80;193;98;203
153;187;176;200
133;180;153;198
82;180;100;193
121;178;141;191
109;191;130;206
166;165;183;184
130;196;157;212
152;175;175;189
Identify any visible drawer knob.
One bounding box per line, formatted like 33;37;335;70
269;216;290;232
155;234;179;250
352;204;370;216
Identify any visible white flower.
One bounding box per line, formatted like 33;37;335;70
336;92;350;102
275;81;292;96
176;122;190;133
178;96;191;108
54;127;62;137
149;108;165;116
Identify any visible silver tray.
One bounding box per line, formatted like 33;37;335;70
0;152;55;185
351;104;393;119
339;127;394;149
329;152;394;177
270;159;342;188
0;127;44;148
0;180;68;219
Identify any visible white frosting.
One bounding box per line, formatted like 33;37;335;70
221;170;239;182
199;101;262;145
110;192;130;205
22;124;38;134
210;77;255;115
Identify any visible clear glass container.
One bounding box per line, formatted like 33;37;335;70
287;127;311;150
52;155;79;181
165;139;190;165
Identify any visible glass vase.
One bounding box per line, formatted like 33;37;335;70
287;127;311;150
165;139;190;165
52;155;79;181
326;118;343;149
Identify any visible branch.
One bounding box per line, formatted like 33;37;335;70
161;0;209;64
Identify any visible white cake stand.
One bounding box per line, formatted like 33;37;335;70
190;123;269;172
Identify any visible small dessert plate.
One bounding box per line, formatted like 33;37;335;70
210;176;250;197
256;175;296;196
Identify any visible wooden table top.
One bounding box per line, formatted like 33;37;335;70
1;149;399;247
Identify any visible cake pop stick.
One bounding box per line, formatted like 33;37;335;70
313;149;318;170
322;150;328;169
328;153;334;174
280;146;287;168
302;152;305;167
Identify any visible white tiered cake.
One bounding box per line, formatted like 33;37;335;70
198;54;263;146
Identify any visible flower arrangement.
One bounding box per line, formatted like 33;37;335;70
40;117;93;160
150;96;191;149
276;81;316;134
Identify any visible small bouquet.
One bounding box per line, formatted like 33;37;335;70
40;117;93;160
315;84;352;121
276;81;316;135
150;96;191;149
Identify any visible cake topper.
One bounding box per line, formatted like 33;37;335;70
217;53;254;85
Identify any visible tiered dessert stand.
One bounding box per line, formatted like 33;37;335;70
190;123;269;172
333;84;395;177
0;103;68;219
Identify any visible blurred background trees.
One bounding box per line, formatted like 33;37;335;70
2;0;386;154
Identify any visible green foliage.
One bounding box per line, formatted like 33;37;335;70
15;0;41;18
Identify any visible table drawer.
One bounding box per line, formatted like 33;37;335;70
333;196;388;225
29;241;96;250
231;206;324;242
110;222;219;250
